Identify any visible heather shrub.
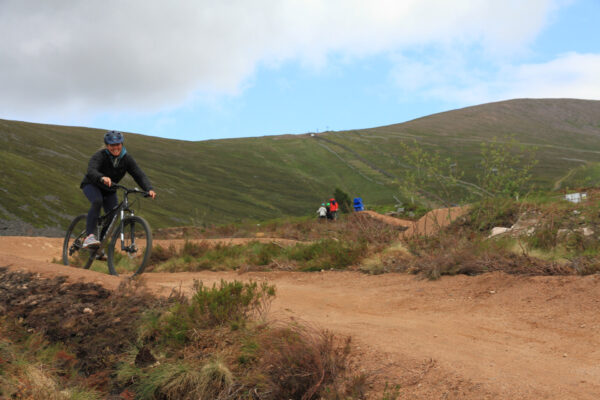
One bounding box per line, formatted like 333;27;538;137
144;280;276;346
254;325;362;400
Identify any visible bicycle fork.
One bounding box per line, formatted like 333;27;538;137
120;209;138;253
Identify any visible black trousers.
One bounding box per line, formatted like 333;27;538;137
82;184;118;235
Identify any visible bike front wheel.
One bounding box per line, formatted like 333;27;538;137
107;216;152;276
62;214;96;269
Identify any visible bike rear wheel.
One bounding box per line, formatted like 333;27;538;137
62;214;96;269
107;216;152;276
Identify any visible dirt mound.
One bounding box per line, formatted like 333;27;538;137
0;267;159;374
360;206;469;237
359;210;414;229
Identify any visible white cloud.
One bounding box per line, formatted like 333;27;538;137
0;0;568;119
502;53;600;99
392;51;600;105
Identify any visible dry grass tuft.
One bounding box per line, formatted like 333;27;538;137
256;323;359;400
158;359;233;400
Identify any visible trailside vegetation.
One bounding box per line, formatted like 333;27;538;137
0;269;369;399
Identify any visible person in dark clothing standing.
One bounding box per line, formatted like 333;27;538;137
80;130;156;248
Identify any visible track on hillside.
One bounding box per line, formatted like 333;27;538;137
1;231;600;399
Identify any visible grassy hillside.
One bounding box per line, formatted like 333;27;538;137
320;98;600;190
2;98;600;233
0;121;395;232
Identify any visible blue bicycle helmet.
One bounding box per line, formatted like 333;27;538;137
104;130;124;145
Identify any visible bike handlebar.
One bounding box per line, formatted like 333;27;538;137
110;183;151;197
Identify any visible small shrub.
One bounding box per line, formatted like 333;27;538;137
256;325;355;400
147;280;276;345
287;239;369;271
202;243;245;264
249;242;283;266
343;213;400;246
563;231;600;254
333;187;353;214
526;223;557;250
190;280;276;327
149;244;177;264
181;240;209;258
464;197;520;231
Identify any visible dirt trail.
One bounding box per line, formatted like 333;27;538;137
2;236;600;399
361;206;469;237
0;236;303;263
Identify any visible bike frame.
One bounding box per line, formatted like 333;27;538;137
96;184;147;250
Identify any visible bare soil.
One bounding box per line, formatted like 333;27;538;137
2;236;600;399
360;206;470;237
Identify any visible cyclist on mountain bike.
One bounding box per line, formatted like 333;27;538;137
80;130;156;248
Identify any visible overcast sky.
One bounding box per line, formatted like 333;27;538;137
1;0;599;140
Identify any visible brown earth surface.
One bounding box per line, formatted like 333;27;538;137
360;206;470;237
1;235;600;399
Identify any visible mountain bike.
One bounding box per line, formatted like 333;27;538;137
62;184;152;276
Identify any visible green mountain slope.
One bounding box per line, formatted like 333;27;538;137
323;98;600;189
2;98;600;234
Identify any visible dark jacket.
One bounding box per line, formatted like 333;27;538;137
80;148;153;192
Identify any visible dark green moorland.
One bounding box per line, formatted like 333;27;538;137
1;98;600;233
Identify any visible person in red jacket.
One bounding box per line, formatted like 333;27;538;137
328;198;338;220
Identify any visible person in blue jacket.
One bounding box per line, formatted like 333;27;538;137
80;130;156;248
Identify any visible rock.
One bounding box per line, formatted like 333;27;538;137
489;227;511;238
83;307;93;314
582;227;594;237
510;217;540;236
557;229;570;239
